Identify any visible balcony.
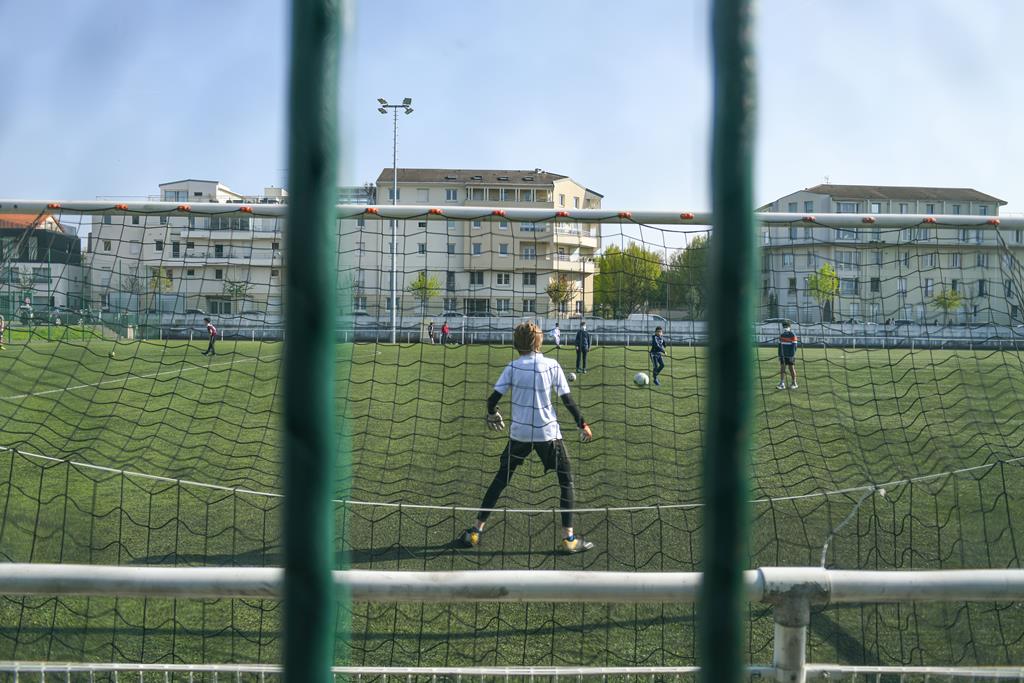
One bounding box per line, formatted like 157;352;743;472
547;254;596;273
551;224;599;248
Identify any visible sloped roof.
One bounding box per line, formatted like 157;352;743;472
375;168;568;184
0;213;66;233
803;184;1006;205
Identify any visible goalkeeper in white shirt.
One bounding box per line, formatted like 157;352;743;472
459;321;595;553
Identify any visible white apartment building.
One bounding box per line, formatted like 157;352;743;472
87;179;287;317
758;184;1021;324
0;213;84;315
346;168;602;318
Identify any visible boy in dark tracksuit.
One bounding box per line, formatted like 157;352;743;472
777;322;798;389
574;322;591;373
649;326;667;386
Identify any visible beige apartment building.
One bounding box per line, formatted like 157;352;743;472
87;179;287;317
346;168;603;318
758;184;1023;324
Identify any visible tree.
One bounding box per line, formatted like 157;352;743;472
662;234;709;319
545;274;578;318
806;262;839;323
407;272;441;316
148;268;173;312
931;287;962;325
223;278;253;312
593;242;663;319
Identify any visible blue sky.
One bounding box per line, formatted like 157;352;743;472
1;1;1022;214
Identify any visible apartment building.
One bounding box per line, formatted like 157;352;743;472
87;179;287;316
758;184;1020;324
346;168;603;318
0;213;83;315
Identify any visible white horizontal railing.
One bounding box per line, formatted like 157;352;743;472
1;199;1019;229
3;565;1024;682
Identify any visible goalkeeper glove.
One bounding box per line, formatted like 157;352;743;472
486;411;505;432
579;421;593;442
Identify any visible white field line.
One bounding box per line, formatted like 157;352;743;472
0;353;279;402
4;445;1022;514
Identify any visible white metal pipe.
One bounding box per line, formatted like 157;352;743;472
2;199;1019;228
4;565;1024;605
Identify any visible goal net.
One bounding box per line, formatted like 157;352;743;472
2;202;1024;674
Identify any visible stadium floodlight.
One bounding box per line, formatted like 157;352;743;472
377;96;416;343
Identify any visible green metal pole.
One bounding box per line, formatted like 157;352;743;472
282;1;343;681
699;1;756;683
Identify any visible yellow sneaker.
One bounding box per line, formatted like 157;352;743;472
562;535;594;553
458;527;481;548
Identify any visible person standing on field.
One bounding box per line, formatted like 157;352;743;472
441;321;451;346
427;321;436;344
574;321;591;373
202;317;218;356
777;321;799;389
551;322;561;350
459;320;595;553
649;326;667;386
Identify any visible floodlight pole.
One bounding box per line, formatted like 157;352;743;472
377;98;413;344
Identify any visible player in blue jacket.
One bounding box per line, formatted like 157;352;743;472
649;326;667;386
574;321;591;374
777;321;799;389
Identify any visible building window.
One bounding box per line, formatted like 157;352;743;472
840;278;858;295
573;197;580;209
522;246;537;260
444;188;458;202
924;278;934;297
953;204;961;215
523;299;536;313
447;243;455;255
979;205;989;215
131;215;140;225
951;278;959;293
469;188;484;201
470;242;481;255
469;271;484;286
874;250;883;266
445;271;456;291
923;253;937;268
804;200;814;212
788;278;797;293
559;300;568;313
925;203;935;214
496;273;511;286
870;202;882;213
978;279;987;296
836;250;859;269
418;243;427;255
788;226;797;240
496;299;511;313
498;221;509;230
837;202;858;213
788;202;798;212
103;240;112;251
498;243;509;256
950;253;962;268
898;203;909;214
271;269;279;277
443;298;458;311
215;269;224;280
103;215;112;225
897;277;907;294
472;220;482;229
388;188;401;201
835;228;857;241
354;297;367;311
805;253;815;267
976;252;989;268
155;240;163;252
1005;280;1014;298
902;252;910;267
782;253;794;267
559;194;566;207
520;189;534;202
870;277;880;293
447;220;458;231
804;226;813;239
523;272;537;286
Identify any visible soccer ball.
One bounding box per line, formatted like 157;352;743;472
633;372;650;386
566;372;577;382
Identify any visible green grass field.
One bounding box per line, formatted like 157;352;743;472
2;337;1024;669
